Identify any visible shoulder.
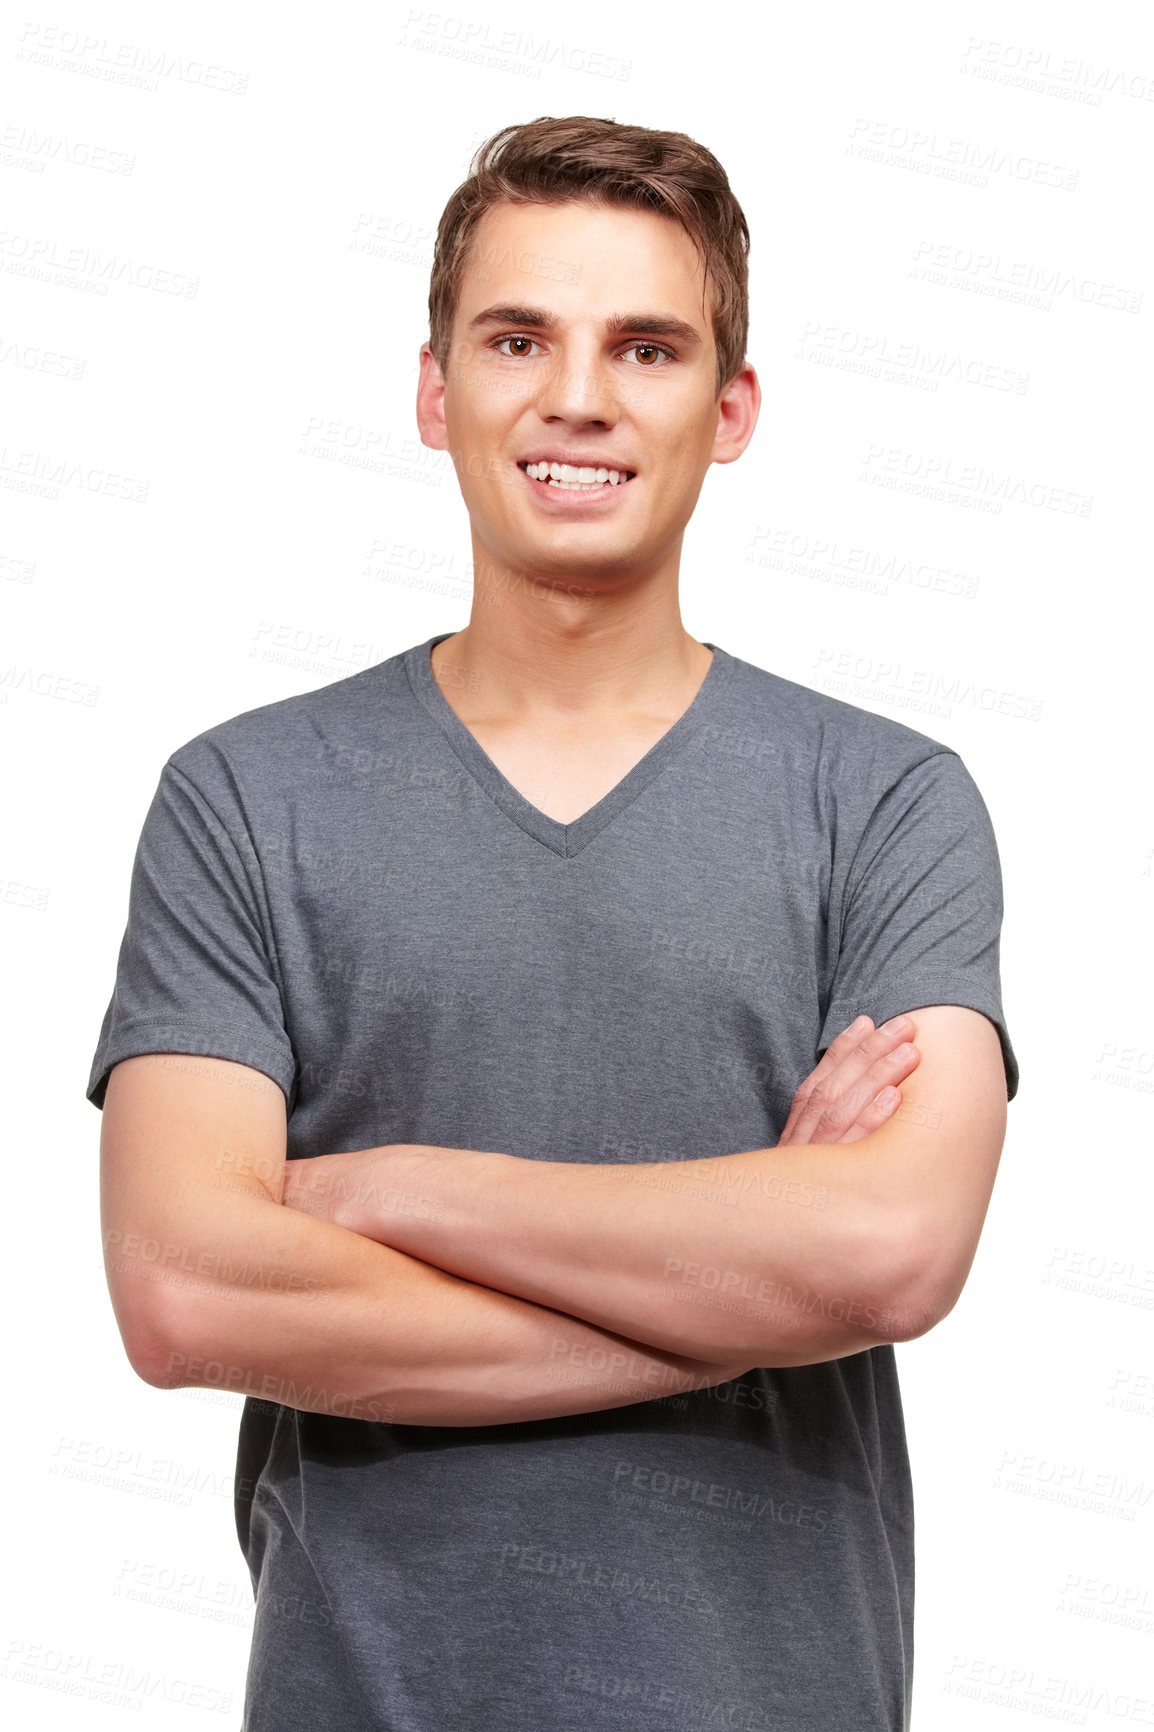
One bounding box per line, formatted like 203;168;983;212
715;646;962;787
161;644;419;797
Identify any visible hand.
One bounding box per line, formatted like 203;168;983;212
777;1013;920;1146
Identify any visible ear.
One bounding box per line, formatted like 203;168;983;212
416;342;450;454
711;361;761;466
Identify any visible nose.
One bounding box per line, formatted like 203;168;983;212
533;336;628;428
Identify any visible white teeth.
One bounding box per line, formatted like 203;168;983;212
524;461;629;488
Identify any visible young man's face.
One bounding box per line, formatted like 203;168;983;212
418;199;756;595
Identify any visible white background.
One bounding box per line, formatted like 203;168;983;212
3;1;1152;1725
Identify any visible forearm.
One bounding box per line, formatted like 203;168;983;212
287;1142;919;1365
113;1191;748;1427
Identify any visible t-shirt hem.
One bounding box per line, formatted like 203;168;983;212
86;1022;296;1110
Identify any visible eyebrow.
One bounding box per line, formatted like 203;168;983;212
466;304;702;347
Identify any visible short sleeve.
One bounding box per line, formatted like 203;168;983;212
817;750;1019;1101
86;758;297;1110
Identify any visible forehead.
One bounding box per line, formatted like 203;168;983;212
457;199;710;322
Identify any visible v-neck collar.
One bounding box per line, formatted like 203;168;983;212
403;633;733;859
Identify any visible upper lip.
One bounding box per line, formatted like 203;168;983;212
520;452;636;476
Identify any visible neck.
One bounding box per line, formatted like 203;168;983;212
430;588;712;727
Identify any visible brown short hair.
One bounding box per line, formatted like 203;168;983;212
427;115;750;399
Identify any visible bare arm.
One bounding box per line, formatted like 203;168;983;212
279;1016;930;1369
100;1054;751;1428
283;1015;947;1364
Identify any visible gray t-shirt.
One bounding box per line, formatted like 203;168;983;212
88;634;1019;1731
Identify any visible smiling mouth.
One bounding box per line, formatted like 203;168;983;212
519;461;636;491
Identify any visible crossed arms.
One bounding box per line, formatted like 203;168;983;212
101;1006;1007;1426
279;1003;1007;1361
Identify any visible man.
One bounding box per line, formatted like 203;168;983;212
90;116;1018;1730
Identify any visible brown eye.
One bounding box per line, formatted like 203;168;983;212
624;342;674;366
496;335;539;357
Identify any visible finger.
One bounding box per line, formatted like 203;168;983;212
778;1015;877;1141
787;1038;919;1145
793;1015;876;1099
834;1039;922;1132
836;1085;902;1143
783;1016;914;1142
862;1040;921;1094
827;1045;919;1142
790;1013;914;1110
807;1043;919;1142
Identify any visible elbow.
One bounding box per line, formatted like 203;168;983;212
118;1324;186;1390
138;1335;203;1390
886;1246;960;1344
108;1284;206;1391
890;1288;953;1344
121;1311;197;1390
133;1350;184;1391
891;1214;984;1343
830;1210;942;1349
